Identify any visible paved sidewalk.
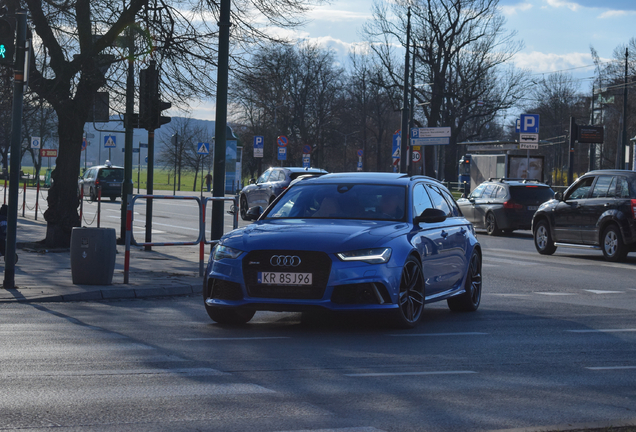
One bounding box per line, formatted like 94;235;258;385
0;216;207;303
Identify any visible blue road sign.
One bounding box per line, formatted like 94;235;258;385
392;131;401;160
197;142;210;155
302;154;310;168
278;146;287;160
520;114;539;134
139;143;148;148
132;148;140;153
277;135;288;147
104;135;116;148
254;136;264;158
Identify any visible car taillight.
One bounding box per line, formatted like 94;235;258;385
95;179;100;185
503;201;523;210
631;199;636;218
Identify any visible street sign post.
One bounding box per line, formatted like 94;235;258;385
277;135;287;161
520;114;539;134
302;154;310;168
104;135;116;148
197;142;210;155
253;136;264;158
40;149;57;157
410;127;450;146
392;131;401;172
31;136;40;149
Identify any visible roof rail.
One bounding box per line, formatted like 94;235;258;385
487;178;542;183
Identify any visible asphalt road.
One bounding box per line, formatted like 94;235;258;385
1;228;635;431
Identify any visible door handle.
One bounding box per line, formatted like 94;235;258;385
441;230;449;238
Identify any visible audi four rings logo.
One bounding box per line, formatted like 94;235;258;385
270;255;301;267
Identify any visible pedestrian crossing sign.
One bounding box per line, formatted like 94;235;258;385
197;142;209;155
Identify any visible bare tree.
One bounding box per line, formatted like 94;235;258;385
157;117;205;191
13;0;322;247
364;0;526;180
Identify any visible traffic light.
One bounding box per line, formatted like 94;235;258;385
0;16;16;67
138;63;158;130
157;100;171;127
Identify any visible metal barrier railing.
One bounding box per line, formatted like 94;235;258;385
123;194;239;283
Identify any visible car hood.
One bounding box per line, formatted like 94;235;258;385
220;219;410;253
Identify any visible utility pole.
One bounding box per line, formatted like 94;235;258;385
568;117;576;185
399;6;411;174
120;28;134;242
211;0;231;242
619;48;628;170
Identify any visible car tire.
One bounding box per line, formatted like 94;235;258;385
601;224;628;262
393;255;425;329
205;306;255;325
485;212;500;236
534;220;556;255
240;195;248;221
447;250;481;312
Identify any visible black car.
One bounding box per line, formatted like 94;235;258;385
457;178;554;235
239;167;327;220
532;169;636;262
78;163;125;202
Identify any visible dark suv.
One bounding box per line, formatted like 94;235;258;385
78;163;125;202
457;178;554;235
239;167;327;220
532;170;636;262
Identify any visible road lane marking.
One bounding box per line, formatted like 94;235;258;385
586;366;636;370
483;258;534;266
345;371;477;377
534;292;576;296
567;329;636;333
275;428;384;432
388;332;488;337
180;337;291;341
1;368;229;378
491;294;530;297
584;290;624;294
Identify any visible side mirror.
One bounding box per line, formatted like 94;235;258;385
555;191;563;201
461;193;466;199
414;208;447;224
245;206;263;221
249;178;256;185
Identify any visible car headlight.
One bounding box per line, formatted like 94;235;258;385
212;244;243;260
336;248;392;264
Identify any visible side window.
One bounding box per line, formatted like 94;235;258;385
482;184;496;198
439;187;461;217
495;186;507;199
470;184;486;199
426;185;452;217
565;177;594;200
412;183;433;216
591;176;614;198
257;170;271;183
617;177;631;198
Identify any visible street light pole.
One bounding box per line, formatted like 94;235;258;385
335;130;358;172
399;6;411;174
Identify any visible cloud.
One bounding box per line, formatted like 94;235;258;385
543;0;581;12
512;51;595;73
309;6;373;22
499;2;533;16
598;9;636;18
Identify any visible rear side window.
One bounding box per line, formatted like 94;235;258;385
494;186;507;199
509;186;554;203
591;176;614;198
616;177;631;198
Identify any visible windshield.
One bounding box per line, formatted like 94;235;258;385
265;184;407;221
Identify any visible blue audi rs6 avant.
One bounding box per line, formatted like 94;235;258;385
203;173;482;328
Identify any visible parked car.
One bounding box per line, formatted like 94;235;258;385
78;162;124;202
456;178;554;235
239;167;328;220
204;172;482;328
532;169;636;262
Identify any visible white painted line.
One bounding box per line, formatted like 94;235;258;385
568;329;636;333
491;294;530;297
584;290;624;294
586;366;636;370
483;258;534;266
275;428;384;432
345;371;476;377
534;292;576;296
388;332;488;337
180;337;291;341
1;368;229;378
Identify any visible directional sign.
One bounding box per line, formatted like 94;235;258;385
411;127;451;138
520;114;539;134
253;136;264;158
132;147;140;153
302;154;310;168
197;142;210;155
277;135;288;147
104;135;116;148
139;143;148;148
303;144;312;154
392;131;401;160
411;137;450;146
31;136;41;149
41;149;57;157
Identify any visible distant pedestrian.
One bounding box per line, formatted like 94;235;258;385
205;172;212;192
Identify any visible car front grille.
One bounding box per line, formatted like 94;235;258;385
242;250;332;300
208;278;243;301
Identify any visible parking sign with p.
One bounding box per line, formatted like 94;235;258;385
520;114;539;134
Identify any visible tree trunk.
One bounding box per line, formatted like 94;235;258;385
43;108;83;248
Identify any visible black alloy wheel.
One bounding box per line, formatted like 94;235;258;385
534;220;556;255
240;195;248;220
485;212;500;236
393;256;425;328
447;250;481;312
602;224;628;262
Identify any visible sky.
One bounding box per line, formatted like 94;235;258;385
190;0;636;121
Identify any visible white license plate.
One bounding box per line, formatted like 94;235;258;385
527;206;538;211
258;272;312;285
110;183;119;187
